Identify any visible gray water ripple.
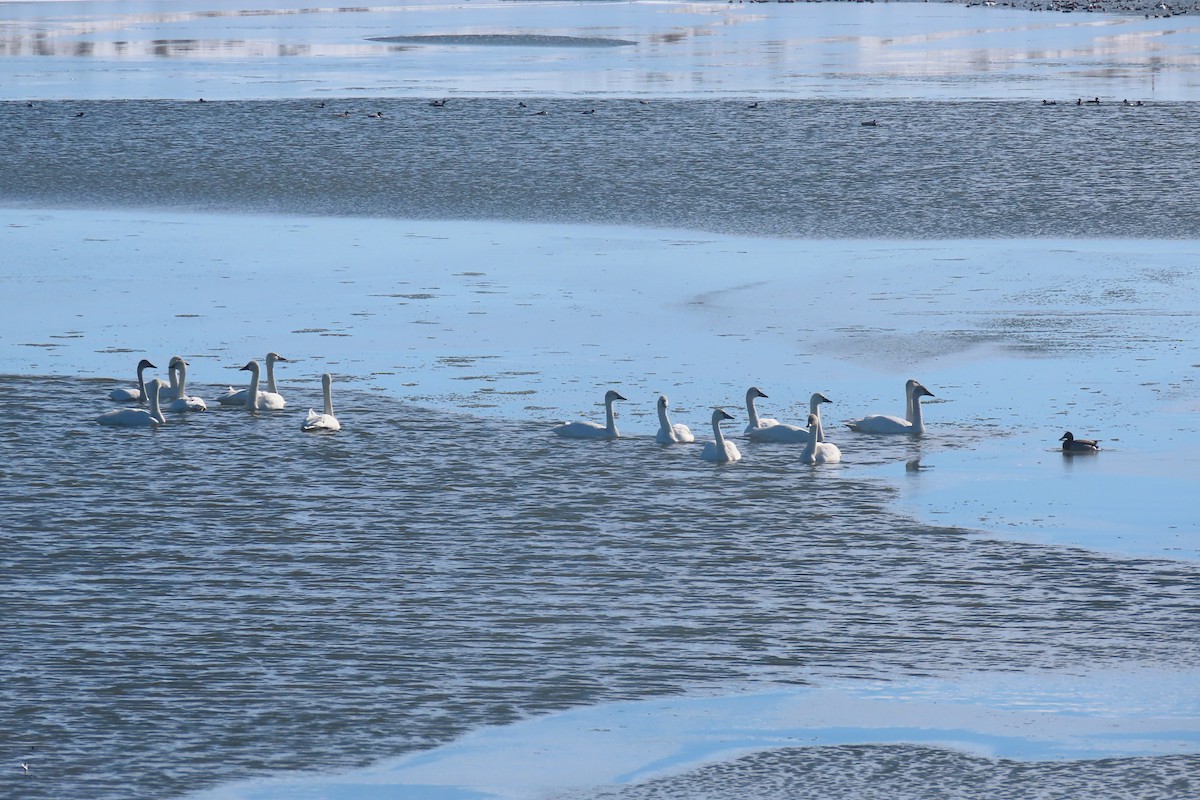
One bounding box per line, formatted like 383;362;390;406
2;375;1199;799
4;99;1200;238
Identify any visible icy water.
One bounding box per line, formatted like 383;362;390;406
4;97;1200;238
3;376;1199;800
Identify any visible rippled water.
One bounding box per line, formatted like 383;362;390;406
3;375;1199;799
4;98;1200;238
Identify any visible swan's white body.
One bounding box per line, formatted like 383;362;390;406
166;357;207;412
746;392;832;443
238;359;288;410
743;386;780;434
1060;431;1100;453
846;379;934;435
553;390;626;439
701;409;742;463
218;352;287;406
109;358;156;402
655;395;695;444
302;374;341;432
801;413;841;464
97;379;166;427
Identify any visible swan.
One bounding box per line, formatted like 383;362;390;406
302;373;342;432
845;379;935;435
237;360;287;410
553;390;626;439
744;386;781;434
166;357;207;412
746;392;832;443
655;395;695;444
97;379;166;427
218;352;288;406
1060;431;1100;453
701;409;742;463
801;413;841;464
109;358;156;402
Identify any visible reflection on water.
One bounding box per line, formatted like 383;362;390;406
3;375;1199;800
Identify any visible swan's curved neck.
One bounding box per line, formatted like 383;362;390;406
657;403;670;432
266;359;279;394
322;378;334;416
167;365;180;393
175;362;188;397
905;383;915;423
604;398;619;436
245;364;260;409
135;363;149;396
808;400;824;442
148;386;165;424
713;418;727;448
910;392;926;434
746;395;761;428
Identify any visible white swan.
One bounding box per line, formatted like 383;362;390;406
166;356;207;412
743;386;780;434
218;352;288;406
845;379;935;435
1060;431;1100;453
238;360;287;410
701;408;742;463
552;390;626;439
97;379;166;427
109;358;157;402
801;413;842;464
302;373;342;432
746;392;832;443
655;395;695;444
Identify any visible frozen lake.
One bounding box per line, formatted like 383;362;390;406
2;2;1199;800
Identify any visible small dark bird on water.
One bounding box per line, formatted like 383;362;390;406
1060;431;1101;453
861;119;878;127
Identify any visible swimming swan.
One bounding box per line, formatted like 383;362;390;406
744;386;781;434
845;379;935;435
302;373;342;432
552;390;626;439
655;395;695;444
801;413;842;464
746;392;832;443
218;352;288;406
1060;431;1100;453
166;357;207;412
238;360;287;410
97;379;166;427
701;409;742;463
109;358;157;402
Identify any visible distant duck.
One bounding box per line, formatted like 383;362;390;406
1060;431;1100;453
518;101;528;108
97;379;166;427
237;359;287;411
301;373;341;432
367;111;384;118
1086;97;1101;104
335;110;351;117
429;98;448;107
747;392;832;443
552;390;626;439
218;352;287;406
109;358;157;402
581;108;596;115
700;409;742;463
846;379;935;435
532;110;548;116
74;111;84;118
746;101;761;109
743;386;781;434
801;413;841;464
166;356;207;412
861;119;879;127
1042;99;1058;105
655;395;695;444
